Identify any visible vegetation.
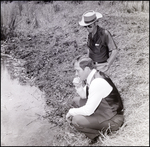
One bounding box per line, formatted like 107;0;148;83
1;1;149;146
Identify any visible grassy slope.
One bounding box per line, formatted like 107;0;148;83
1;1;149;146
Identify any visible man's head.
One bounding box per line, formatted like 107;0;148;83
79;10;102;27
73;55;95;81
79;10;102;33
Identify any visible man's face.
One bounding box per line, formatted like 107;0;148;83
74;62;87;81
85;23;95;33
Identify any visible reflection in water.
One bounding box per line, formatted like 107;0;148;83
1;56;50;146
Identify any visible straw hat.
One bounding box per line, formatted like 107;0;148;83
79;10;103;26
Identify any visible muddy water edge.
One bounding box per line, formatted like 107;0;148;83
1;54;59;146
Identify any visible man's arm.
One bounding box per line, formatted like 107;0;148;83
105;30;118;67
67;78;113;117
107;49;118;68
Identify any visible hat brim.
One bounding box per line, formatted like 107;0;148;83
79;12;103;26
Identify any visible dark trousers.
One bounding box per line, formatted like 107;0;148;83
71;98;124;139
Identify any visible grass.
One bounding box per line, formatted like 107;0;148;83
1;1;149;146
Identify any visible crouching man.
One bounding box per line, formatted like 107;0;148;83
66;55;124;144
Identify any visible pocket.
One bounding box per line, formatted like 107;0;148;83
96;38;107;53
95;38;102;52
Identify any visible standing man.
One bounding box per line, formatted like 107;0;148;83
79;10;118;72
66;55;124;144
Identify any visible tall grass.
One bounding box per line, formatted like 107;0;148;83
1;1;149;39
1;1;22;39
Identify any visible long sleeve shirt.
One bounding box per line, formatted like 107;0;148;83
69;69;113;116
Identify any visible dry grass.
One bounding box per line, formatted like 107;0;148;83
1;1;149;37
1;1;149;146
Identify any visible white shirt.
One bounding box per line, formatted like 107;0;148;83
69;69;113;116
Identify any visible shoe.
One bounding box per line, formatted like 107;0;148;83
89;136;99;145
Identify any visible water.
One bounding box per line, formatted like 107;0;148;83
1;55;56;146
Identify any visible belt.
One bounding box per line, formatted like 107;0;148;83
93;61;106;64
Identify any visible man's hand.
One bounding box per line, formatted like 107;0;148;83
73;77;82;88
66;112;73;124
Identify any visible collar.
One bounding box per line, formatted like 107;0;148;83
86;69;97;85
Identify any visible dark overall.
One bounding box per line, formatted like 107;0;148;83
71;72;124;139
